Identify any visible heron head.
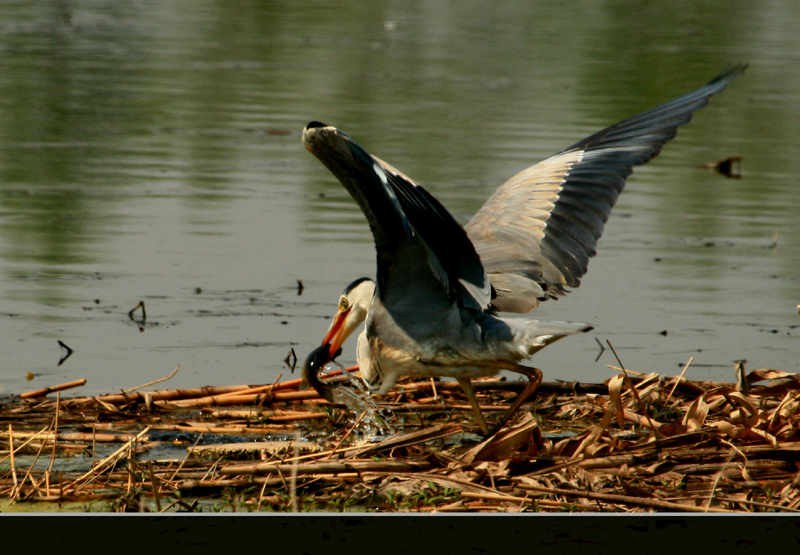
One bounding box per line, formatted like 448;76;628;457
302;122;353;175
300;277;374;401
322;277;375;360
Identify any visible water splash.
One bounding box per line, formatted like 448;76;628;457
323;364;396;439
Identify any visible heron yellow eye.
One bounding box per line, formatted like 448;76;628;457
338;296;349;312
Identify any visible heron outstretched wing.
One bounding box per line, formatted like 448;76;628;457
465;64;747;313
303;123;491;312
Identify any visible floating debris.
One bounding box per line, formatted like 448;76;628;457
705;156;742;178
284;348;298;372
57;340;74;367
128;300;147;331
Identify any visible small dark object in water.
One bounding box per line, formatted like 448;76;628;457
128;300;146;321
57;340;74;366
128;301;147;332
707;156;742;178
284;347;297;372
301;343;336;402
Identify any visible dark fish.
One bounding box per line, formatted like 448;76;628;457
301;343;336;402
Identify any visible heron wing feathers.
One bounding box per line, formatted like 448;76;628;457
466;63;747;313
304;125;492;310
374;156;492;310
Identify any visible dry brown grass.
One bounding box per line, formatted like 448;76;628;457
1;364;798;512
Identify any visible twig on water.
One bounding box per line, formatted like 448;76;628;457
57;340;74;366
124;366;180;394
594;337;605;362
128;300;146;322
285;348;297;372
128;300;147;332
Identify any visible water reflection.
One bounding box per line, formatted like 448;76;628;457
0;1;798;396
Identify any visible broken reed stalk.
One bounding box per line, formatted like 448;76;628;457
14;404;61;501
460;491;583;511
124;366;180;394
7;424;18;498
128;300;146;321
218;459;434;477
156;388;327;408
64;427;151;495
290;431;299;513
705;439;748;512
269;443;370;466
150;423;292;434
46;392;60;490
20;379;87;400
60;384;252;407
0;426;52;467
257;477;270;512
168;433;205;483
148;461;162;512
606;340;662;443
666;357;694;405
70;371;362;408
514;483;734;513
5;430;148;444
326;411;366;461
710;496;800;513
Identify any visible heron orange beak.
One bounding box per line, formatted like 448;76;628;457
322;305;351;360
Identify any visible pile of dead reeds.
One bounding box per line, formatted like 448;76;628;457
1;363;798;512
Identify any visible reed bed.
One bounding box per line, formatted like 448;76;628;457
1;363;798;513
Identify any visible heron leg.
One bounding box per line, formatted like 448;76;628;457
486;365;543;437
456;377;489;435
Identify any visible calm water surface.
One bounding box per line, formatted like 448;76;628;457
1;1;798;396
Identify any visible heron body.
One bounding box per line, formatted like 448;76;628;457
302;64;746;435
355;277;590;394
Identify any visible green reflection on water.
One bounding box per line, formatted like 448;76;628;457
0;0;797;391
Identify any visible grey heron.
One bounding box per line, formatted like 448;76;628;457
301;64;746;436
